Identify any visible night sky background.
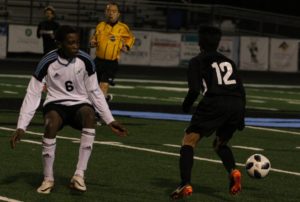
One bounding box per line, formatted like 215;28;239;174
185;0;299;17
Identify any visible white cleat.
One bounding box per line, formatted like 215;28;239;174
70;175;87;192
37;180;54;194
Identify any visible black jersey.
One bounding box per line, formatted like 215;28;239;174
188;51;245;97
183;50;246;134
182;51;245;113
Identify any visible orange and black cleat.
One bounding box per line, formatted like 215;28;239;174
229;169;242;195
170;184;193;200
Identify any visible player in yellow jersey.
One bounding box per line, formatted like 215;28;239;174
90;1;135;102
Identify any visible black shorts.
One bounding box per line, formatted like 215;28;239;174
43;103;95;130
94;57;119;85
185;96;245;140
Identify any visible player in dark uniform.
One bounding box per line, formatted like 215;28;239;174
37;6;60;54
170;26;246;200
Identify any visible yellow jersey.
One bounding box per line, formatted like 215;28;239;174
93;21;135;60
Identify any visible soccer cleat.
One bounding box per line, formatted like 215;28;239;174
70;175;87;192
170;184;193;200
37;180;54;194
229;169;242;195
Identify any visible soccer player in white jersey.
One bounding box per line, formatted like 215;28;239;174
10;25;128;194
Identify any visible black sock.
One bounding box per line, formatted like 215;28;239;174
216;145;235;173
179;145;194;185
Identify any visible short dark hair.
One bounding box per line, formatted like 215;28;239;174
44;5;55;14
198;26;222;51
107;1;119;10
55;25;78;42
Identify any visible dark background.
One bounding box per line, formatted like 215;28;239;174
175;0;299;17
204;0;297;16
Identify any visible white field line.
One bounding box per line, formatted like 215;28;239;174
1;74;300;89
3;91;18;94
1;126;299;176
245;83;300;89
1;74;300;105
246;105;278;111
0;74;31;79
248;99;266;104
141;86;187;92
72;140;123;145
248;88;300;95
163;144;181;148
0;196;23;202
21;139;41;145
232;145;264;151
0;83;26;88
247;95;300;104
2;79;299;109
296;147;300;149
116;94;183;103
246;126;300;136
164;144;264;151
111;85;135;89
117;78;186;85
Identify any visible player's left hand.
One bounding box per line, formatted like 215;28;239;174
10;128;25;149
109;121;128;137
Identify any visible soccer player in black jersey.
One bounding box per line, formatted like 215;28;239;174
170;26;246;200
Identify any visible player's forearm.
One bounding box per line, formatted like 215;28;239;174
17;91;42;130
17;77;43;130
88;89;115;124
182;90;199;113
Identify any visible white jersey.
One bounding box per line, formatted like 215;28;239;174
17;49;114;130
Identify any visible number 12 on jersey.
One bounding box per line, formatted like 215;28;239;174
211;62;236;85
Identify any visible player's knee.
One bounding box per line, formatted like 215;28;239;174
80;106;95;125
44;122;60;138
182;133;199;148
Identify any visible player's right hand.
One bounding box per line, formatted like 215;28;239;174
10;128;25;149
109;121;128;137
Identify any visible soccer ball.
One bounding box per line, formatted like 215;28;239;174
245;154;271;178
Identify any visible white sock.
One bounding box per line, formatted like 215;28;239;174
42;137;56;181
75;128;95;177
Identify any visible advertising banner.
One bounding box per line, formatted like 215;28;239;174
150;32;181;67
218;36;239;65
119;31;151;65
269;38;299;72
180;33;198;66
8;24;43;53
239;36;269;71
0;23;7;58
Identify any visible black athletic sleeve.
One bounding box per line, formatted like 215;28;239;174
182;58;201;113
